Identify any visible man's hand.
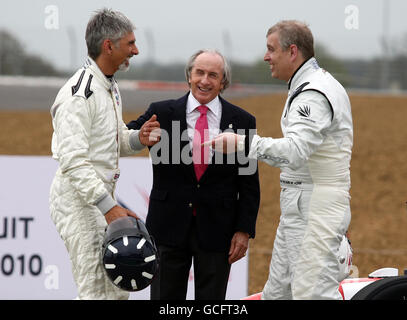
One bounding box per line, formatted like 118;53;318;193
139;114;161;146
104;205;139;225
203;132;244;154
228;231;249;264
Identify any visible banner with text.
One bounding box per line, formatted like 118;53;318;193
0;155;247;299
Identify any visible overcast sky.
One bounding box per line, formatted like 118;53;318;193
1;0;406;71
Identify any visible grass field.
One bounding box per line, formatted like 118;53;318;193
1;92;407;294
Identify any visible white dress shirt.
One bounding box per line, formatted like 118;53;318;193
186;92;222;159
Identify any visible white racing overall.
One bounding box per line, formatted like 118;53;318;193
49;57;143;299
249;58;353;299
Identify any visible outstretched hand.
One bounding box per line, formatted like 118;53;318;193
203;132;242;154
139;114;161;146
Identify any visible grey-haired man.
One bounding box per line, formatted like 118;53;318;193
49;8;159;299
127;50;260;300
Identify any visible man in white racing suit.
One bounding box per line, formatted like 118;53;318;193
206;20;353;299
49;9;160;299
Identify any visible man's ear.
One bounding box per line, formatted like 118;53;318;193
289;44;298;62
102;39;113;55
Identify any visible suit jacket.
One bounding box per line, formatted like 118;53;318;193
127;93;260;252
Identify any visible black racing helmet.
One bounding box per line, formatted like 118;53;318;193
102;216;159;291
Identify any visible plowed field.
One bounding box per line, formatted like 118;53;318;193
2;92;407;295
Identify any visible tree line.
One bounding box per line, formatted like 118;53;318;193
1;29;406;91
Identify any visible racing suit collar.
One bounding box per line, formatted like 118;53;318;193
85;56;115;91
287;57;319;91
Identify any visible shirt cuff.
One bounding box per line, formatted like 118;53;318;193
237;134;245;152
129;130;145;151
95;193;117;215
248;134;261;159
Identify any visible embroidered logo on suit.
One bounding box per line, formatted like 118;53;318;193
297;105;311;118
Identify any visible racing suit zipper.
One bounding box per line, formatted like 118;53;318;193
110;85;120;197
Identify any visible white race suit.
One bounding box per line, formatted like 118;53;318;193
49;57;144;299
249;58;353;300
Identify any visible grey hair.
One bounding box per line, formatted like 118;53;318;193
185;49;231;92
85;8;135;60
267;20;314;60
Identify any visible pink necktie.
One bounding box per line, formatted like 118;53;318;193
193;105;209;181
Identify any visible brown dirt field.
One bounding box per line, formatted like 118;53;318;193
2;93;407;295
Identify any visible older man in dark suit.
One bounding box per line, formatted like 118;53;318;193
127;49;260;300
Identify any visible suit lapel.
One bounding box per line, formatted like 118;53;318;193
219;97;238;132
171;93;189;137
171;93;197;181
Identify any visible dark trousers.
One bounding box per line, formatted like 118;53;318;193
150;222;231;300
